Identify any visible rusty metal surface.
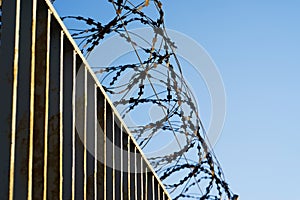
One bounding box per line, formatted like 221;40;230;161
62;35;74;200
32;1;48;199
0;0;16;198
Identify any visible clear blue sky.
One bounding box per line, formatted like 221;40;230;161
55;1;300;199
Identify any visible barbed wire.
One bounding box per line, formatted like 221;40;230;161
62;0;238;199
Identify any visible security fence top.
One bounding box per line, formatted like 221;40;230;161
43;0;172;199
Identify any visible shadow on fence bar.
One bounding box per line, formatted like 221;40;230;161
0;0;171;199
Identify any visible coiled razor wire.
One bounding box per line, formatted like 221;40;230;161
62;0;238;199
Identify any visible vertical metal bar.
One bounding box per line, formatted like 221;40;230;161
28;0;37;199
71;51;76;200
130;141;135;200
87;73;96;199
140;158;143;200
96;88;104;199
62;37;74;200
135;148;137;200
96;88;105;199
94;85;97;200
128;135;130;200
114;116;122;200
47;13;62;199
59;31;64;200
136;150;141;200
122;128;128;200
0;0;17;198
83;68;87;200
32;0;48;198
8;0;21;199
104;99;107;200
14;0;38;197
157;183;160;200
152;176;155;200
75;59;85;199
120;125;123;200
105;105;113;200
43;9;51;200
145;168;148;200
114;117;121;199
112;113;115;200
160;187;165;200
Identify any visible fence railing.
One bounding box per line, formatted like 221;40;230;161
0;0;171;199
0;0;2;45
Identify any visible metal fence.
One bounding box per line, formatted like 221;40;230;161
0;0;2;45
0;0;171;199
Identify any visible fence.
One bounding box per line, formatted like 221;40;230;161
0;0;171;199
0;0;2;45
